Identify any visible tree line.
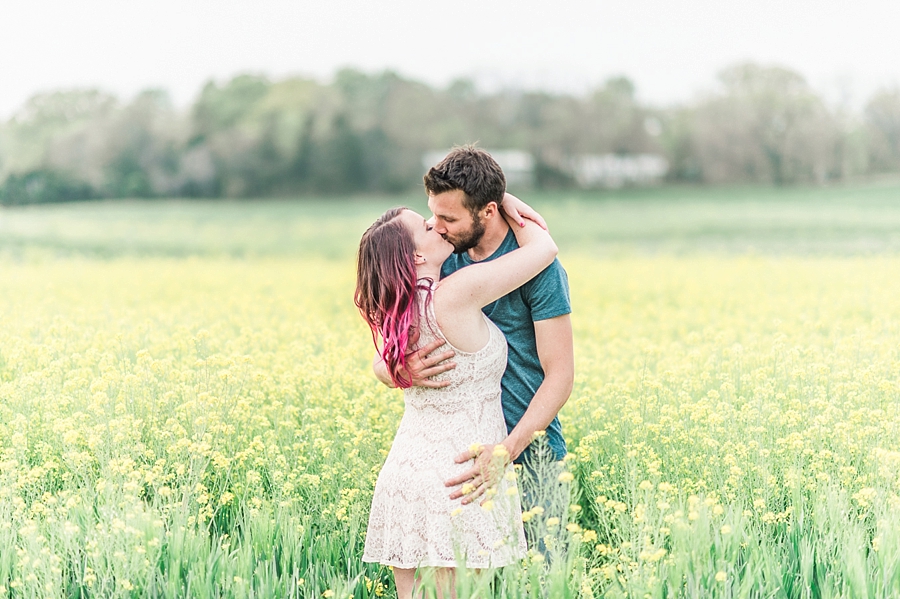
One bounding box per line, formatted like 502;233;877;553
1;63;899;205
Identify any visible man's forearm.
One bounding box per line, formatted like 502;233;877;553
501;314;574;461
501;373;572;461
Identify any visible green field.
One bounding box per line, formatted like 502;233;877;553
2;184;900;598
3;183;900;258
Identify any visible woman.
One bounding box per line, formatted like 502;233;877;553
355;205;557;598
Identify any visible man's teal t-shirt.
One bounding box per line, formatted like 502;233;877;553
441;227;571;465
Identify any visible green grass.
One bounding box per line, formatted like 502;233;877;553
2;183;900;259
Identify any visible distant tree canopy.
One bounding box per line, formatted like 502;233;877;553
1;64;898;204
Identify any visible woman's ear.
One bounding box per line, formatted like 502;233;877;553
413;253;427;266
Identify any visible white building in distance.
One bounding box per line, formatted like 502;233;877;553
423;150;669;189
566;154;669;188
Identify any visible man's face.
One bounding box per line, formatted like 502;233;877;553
427;189;485;254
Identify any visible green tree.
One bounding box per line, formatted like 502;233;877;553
103;89;181;198
866;89;900;172
692;63;836;184
0;169;93;205
0;89;117;194
584;76;656;155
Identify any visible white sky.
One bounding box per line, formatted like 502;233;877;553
2;0;899;118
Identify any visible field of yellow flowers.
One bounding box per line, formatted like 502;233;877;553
2;187;900;597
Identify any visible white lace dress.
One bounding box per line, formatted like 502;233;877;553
362;289;527;569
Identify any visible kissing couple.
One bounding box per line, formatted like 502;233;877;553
355;146;573;598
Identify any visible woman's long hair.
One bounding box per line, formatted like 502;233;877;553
355;207;431;388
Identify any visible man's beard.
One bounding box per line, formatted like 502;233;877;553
448;215;486;254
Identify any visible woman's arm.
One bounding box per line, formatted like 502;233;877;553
501;192;548;231
439;215;557;311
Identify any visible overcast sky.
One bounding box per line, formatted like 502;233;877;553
2;0;899;118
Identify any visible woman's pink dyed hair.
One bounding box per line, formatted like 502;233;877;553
355;207;431;388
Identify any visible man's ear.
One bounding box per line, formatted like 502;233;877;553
481;201;500;220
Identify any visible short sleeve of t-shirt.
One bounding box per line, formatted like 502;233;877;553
524;258;571;321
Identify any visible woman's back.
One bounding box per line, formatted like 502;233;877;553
362;286;526;568
406;285;506;415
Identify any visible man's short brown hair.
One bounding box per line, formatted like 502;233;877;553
423;145;506;215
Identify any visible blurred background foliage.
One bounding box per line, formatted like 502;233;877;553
1;63;899;205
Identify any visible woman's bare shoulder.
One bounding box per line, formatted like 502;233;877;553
431;281;489;351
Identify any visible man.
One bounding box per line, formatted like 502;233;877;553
373;145;573;508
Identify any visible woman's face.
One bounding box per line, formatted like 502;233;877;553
399;209;454;265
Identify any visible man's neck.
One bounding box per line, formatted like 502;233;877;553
468;220;510;262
